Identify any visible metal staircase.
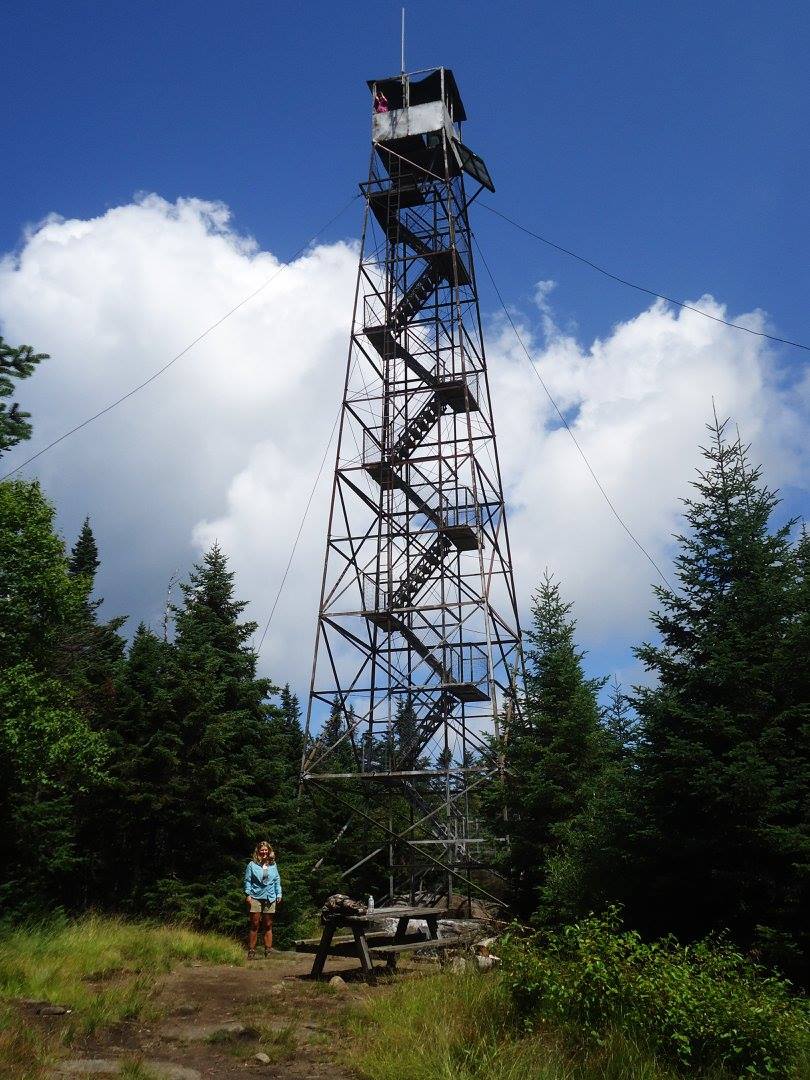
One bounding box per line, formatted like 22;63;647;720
390;534;453;610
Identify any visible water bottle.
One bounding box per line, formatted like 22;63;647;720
367;895;374;914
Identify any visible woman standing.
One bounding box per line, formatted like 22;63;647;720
244;840;282;959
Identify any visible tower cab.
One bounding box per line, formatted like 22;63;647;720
367;67;495;192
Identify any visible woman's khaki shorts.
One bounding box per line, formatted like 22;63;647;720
248;898;276;915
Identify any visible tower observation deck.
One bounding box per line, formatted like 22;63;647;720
302;68;522;907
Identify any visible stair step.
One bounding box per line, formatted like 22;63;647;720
363;327;437;387
396;692;457;770
390;534;453;609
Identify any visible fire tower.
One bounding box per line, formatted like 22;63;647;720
302;68;522;906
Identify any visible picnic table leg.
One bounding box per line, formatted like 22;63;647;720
425;914;439;940
385;915;410;971
352;925;376;984
311;923;335;979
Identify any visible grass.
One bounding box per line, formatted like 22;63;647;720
0;914;243;1079
118;1061;163;1080
344;971;701;1080
256;1022;297;1064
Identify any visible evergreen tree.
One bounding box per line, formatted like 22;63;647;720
765;525;810;973
0;479;109;910
540;737;638;924
629;416;808;970
392;695;429;770
603;676;638;756
167;544;277;868
62;514;127;750
125;542;312;936
86;623;181;906
538;676;639;921
497;572;606;920
279;683;305;767
69;517;100;578
305;697;363;899
310;697;359;832
317;696;358;771
0;337;48;454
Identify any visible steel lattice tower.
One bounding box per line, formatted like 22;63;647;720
302;68;522;906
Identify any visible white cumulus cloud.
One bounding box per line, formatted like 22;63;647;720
489;292;808;675
1;195;807;701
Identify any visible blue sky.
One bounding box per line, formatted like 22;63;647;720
4;0;809;347
1;0;808;698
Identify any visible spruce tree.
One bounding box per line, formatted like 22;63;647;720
0;337;49;454
392;695;428;770
603;676;638;756
310;697;359;833
69;517;100;578
279;683;305;767
131;542;311;934
169;544;275;867
86;623;182;907
499;572;606;920
62;514;127;742
630;415;808;968
765;525;810;973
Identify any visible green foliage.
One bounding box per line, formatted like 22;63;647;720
539;753;637;925
0;336;48;455
0;662;108;792
500;912;809;1078
0;509;316;939
345;969;681;1080
68;516;100;578
602;677;638;756
71;542;316;942
493;572;607;920
524;416;809;982
628;416;809;972
140;857;312;948
167;542;282;865
1;400;806;1008
0;479;112;909
0;479;89;665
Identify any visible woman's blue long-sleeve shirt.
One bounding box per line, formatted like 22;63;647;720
243;861;282;901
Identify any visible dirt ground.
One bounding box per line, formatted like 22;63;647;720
44;950;409;1079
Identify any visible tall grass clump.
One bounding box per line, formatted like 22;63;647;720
501;911;810;1079
344;971;674;1080
0;914;243;1077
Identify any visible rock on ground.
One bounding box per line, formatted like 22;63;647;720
475;954;501;973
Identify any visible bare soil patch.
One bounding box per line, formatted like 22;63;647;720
46;950;386;1078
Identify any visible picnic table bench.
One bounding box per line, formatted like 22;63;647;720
295;905;452;982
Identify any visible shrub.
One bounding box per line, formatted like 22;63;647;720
344;971;677;1080
500;910;809;1078
140;858;316;948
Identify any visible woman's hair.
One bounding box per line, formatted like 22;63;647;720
252;840;275;863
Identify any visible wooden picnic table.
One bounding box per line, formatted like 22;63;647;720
295;905;449;982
